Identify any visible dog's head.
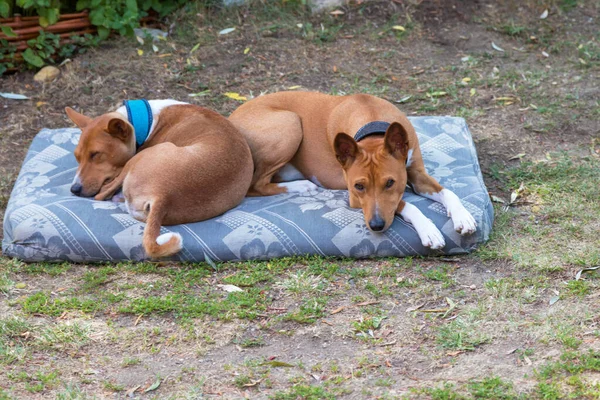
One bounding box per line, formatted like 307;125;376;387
65;107;135;197
334;122;410;233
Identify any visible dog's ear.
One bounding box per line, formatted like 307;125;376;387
334;133;359;168
384;122;409;160
65;107;92;129
107;118;133;143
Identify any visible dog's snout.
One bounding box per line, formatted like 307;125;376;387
369;215;386;232
70;183;83;196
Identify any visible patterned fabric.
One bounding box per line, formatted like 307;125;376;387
2;117;493;263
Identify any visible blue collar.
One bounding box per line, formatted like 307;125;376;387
123;99;153;149
353;121;390;142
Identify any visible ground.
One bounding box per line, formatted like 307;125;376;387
0;0;599;398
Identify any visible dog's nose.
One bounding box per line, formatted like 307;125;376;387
70;183;83;196
369;216;386;232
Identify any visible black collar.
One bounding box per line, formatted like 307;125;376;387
353;121;390;142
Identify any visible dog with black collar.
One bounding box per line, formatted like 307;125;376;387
229;91;476;249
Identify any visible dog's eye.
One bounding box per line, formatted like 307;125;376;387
354;183;365;191
385;179;395;188
90;152;100;160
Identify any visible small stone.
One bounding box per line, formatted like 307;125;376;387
34;66;60;83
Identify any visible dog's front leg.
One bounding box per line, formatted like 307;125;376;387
397;200;445;249
407;166;477;235
421;188;477;235
94;171;126;201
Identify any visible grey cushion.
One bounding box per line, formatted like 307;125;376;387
2;117;493;263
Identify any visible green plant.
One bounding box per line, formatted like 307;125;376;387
0;38;17;74
17;0;61;26
77;0;138;39
22;30;60;68
0;0;187;73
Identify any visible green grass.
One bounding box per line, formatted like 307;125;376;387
271;384;336;400
468;377;519;399
22;292;101;316
476;156;600;271
284;297;328;324
437;312;490;351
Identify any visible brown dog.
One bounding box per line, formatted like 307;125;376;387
66;100;253;258
229;92;476;249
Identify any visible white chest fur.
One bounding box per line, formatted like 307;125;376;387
115;99;188;143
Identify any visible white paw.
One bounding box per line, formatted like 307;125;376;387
416;219;446;249
449;206;477;235
400;202;445;250
156;232;182;248
278;180;319;193
111;191;125;203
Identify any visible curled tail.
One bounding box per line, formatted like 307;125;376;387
142;200;183;258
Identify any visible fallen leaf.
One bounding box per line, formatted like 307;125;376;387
446;350;464;356
224;92;247;101
243;379;262;387
549;295;560;306
575;266;600;281
495;96;517;102
136;36;144;45
491;42;505;52
261;360;294;367
523;355;532;365
333;65;338;72
406;303;426;312
15;282;26;289
330;306;346;314
83;369;100;375
152;44;159;53
36;101;47;108
0;93;29;100
188;90;211;97
288;85;301;90
540;9;548;19
392;25;405;31
330;9;344;15
216;284;243;293
443;297;456;318
491;195;506;204
244;47;250;54
462;77;471;83
203;252;218;270
395;95;412;103
137;49;144;56
426;91;447;98
508;153;526;161
190;43;200;53
470;88;476;96
356;301;380;307
219;27;236;35
143;379;160;393
297;23;303;28
157;53;172;58
125;385;140;397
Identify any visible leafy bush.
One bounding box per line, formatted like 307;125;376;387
0;0;188;72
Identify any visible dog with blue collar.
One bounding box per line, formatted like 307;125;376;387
66;99;253;259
